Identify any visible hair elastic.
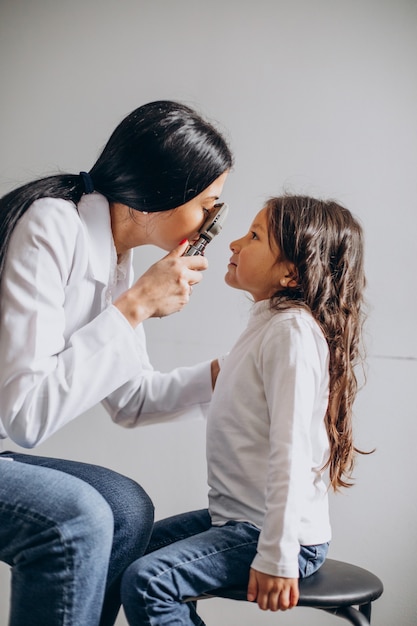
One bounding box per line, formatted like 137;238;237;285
79;171;94;194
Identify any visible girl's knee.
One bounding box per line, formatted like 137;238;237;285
121;554;163;593
121;558;147;602
121;553;173;601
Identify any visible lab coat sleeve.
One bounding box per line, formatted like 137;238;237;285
103;353;213;428
0;199;212;448
0;203;148;448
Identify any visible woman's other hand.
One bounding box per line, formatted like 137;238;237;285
210;359;220;389
114;240;208;327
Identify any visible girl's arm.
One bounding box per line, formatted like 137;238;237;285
251;316;327;580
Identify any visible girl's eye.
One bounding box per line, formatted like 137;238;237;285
202;207;210;217
251;231;258;240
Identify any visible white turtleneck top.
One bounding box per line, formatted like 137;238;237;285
207;301;332;578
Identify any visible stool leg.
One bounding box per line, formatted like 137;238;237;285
330;605;371;625
359;602;372;622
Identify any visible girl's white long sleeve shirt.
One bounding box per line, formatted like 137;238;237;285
207;302;332;579
0;193;212;450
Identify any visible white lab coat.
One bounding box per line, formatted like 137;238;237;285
0;192;212;450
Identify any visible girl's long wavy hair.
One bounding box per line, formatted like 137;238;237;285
0;100;233;281
266;195;367;491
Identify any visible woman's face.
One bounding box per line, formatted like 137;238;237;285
111;171;228;255
148;171;229;251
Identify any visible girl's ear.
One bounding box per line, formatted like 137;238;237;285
279;262;298;288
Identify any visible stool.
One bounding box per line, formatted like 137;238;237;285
199;559;384;625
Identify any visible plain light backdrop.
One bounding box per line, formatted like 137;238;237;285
0;1;416;624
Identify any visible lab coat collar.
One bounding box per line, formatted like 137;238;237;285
77;192;116;285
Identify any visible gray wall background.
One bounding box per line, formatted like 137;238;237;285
1;1;416;624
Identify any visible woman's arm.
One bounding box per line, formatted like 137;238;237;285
102;333;213;428
0;200;149;447
0;200;215;446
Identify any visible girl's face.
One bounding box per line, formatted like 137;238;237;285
225;207;295;302
112;171;228;255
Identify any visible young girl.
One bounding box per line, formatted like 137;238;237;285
121;194;366;625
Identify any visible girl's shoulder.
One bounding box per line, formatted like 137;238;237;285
254;301;319;331
263;306;327;347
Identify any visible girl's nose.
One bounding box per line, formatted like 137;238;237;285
229;238;240;252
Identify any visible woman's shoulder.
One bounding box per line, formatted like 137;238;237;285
24;196;80;228
13;196;83;246
8;197;85;271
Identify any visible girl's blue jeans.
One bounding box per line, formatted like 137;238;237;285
121;509;329;626
0;451;154;626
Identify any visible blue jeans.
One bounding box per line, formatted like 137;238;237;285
0;452;154;626
121;509;329;625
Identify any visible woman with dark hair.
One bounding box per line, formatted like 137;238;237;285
0;100;232;626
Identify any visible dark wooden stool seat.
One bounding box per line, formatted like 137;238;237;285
201;559;384;625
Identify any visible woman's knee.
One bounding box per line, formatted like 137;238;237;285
54;460;155;547
119;479;154;530
60;479;115;554
111;479;155;561
1;460;114;539
76;464;155;534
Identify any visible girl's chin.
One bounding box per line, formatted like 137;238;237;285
224;271;237;289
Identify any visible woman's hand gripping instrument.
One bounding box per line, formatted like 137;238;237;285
183;203;229;256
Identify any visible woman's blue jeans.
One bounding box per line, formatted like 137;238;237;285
0;452;154;626
121;509;329;626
